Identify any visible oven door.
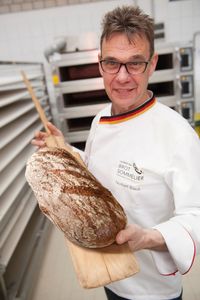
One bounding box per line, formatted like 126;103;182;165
179;47;193;72
180;75;194;98
177;101;194;124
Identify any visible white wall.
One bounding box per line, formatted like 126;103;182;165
154;0;200;44
0;0;199;64
0;0;134;62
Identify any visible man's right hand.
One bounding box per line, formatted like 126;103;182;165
31;122;64;148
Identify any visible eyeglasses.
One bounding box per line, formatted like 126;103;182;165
100;59;150;75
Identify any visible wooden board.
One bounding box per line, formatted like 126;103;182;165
66;240;139;289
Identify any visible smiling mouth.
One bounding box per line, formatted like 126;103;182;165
114;88;135;93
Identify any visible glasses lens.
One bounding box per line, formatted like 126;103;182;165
127;62;147;74
101;60;120;74
101;60;148;74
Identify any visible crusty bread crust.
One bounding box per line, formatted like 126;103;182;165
25;147;127;248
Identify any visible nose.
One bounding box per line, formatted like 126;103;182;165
116;64;130;82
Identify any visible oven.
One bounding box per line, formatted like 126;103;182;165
149;44;195;124
49;44;195;148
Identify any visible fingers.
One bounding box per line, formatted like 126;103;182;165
31;139;46;147
47;122;63;137
116;225;134;244
34;123;62;138
35;130;48;139
31;130;48;148
31;123;63;148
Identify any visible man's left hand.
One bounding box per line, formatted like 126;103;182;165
116;224;168;252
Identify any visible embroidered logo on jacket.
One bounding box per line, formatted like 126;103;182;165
116;160;144;190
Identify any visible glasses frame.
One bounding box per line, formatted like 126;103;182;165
99;59;150;75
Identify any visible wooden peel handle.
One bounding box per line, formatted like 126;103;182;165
21;71;51;134
21;71;64;147
21;70;85;166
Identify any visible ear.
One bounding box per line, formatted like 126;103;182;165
98;53;103;77
148;52;158;77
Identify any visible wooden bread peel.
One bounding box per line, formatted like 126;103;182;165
22;71;139;288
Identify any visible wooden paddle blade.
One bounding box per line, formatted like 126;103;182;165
66;239;139;289
100;243;139;283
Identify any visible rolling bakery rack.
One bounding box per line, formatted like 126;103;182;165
0;62;51;300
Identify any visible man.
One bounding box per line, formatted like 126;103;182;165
32;6;200;300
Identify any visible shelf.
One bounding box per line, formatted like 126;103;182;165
0;90;29;107
0;110;39;149
157;95;177;107
0;101;35;127
50;49;99;67
66;130;90;143
59;77;104;93
0;170;27;232
62;103;108;119
0;190;36;268
4;208;51;299
0;145;35;196
0;121;43;171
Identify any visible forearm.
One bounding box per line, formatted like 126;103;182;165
142;228;168;251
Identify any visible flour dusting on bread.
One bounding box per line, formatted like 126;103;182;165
25;147;127;248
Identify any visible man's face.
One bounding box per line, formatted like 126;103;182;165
99;33;158;114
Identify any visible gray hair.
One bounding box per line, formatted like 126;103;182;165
100;5;155;58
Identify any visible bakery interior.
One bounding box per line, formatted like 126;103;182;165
0;0;200;299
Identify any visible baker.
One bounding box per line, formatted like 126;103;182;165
32;5;200;300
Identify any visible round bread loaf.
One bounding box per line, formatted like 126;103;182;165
25;147;127;248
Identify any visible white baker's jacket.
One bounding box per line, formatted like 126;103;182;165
78;94;200;299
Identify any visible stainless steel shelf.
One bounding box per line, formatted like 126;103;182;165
150;69;176;83
66;130;90;143
62;103;108;119
0;191;37;268
0;110;39;149
0;121;43;171
0;102;35;127
50;49;99;67
0;90;29;107
59;77;104;94
157;95;177;107
0;145;35;196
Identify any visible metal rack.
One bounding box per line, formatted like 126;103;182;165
0;62;52;300
48;42;195;150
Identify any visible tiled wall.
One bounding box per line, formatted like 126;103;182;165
0;0;133;62
0;0;107;14
154;0;200;43
0;0;199;62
